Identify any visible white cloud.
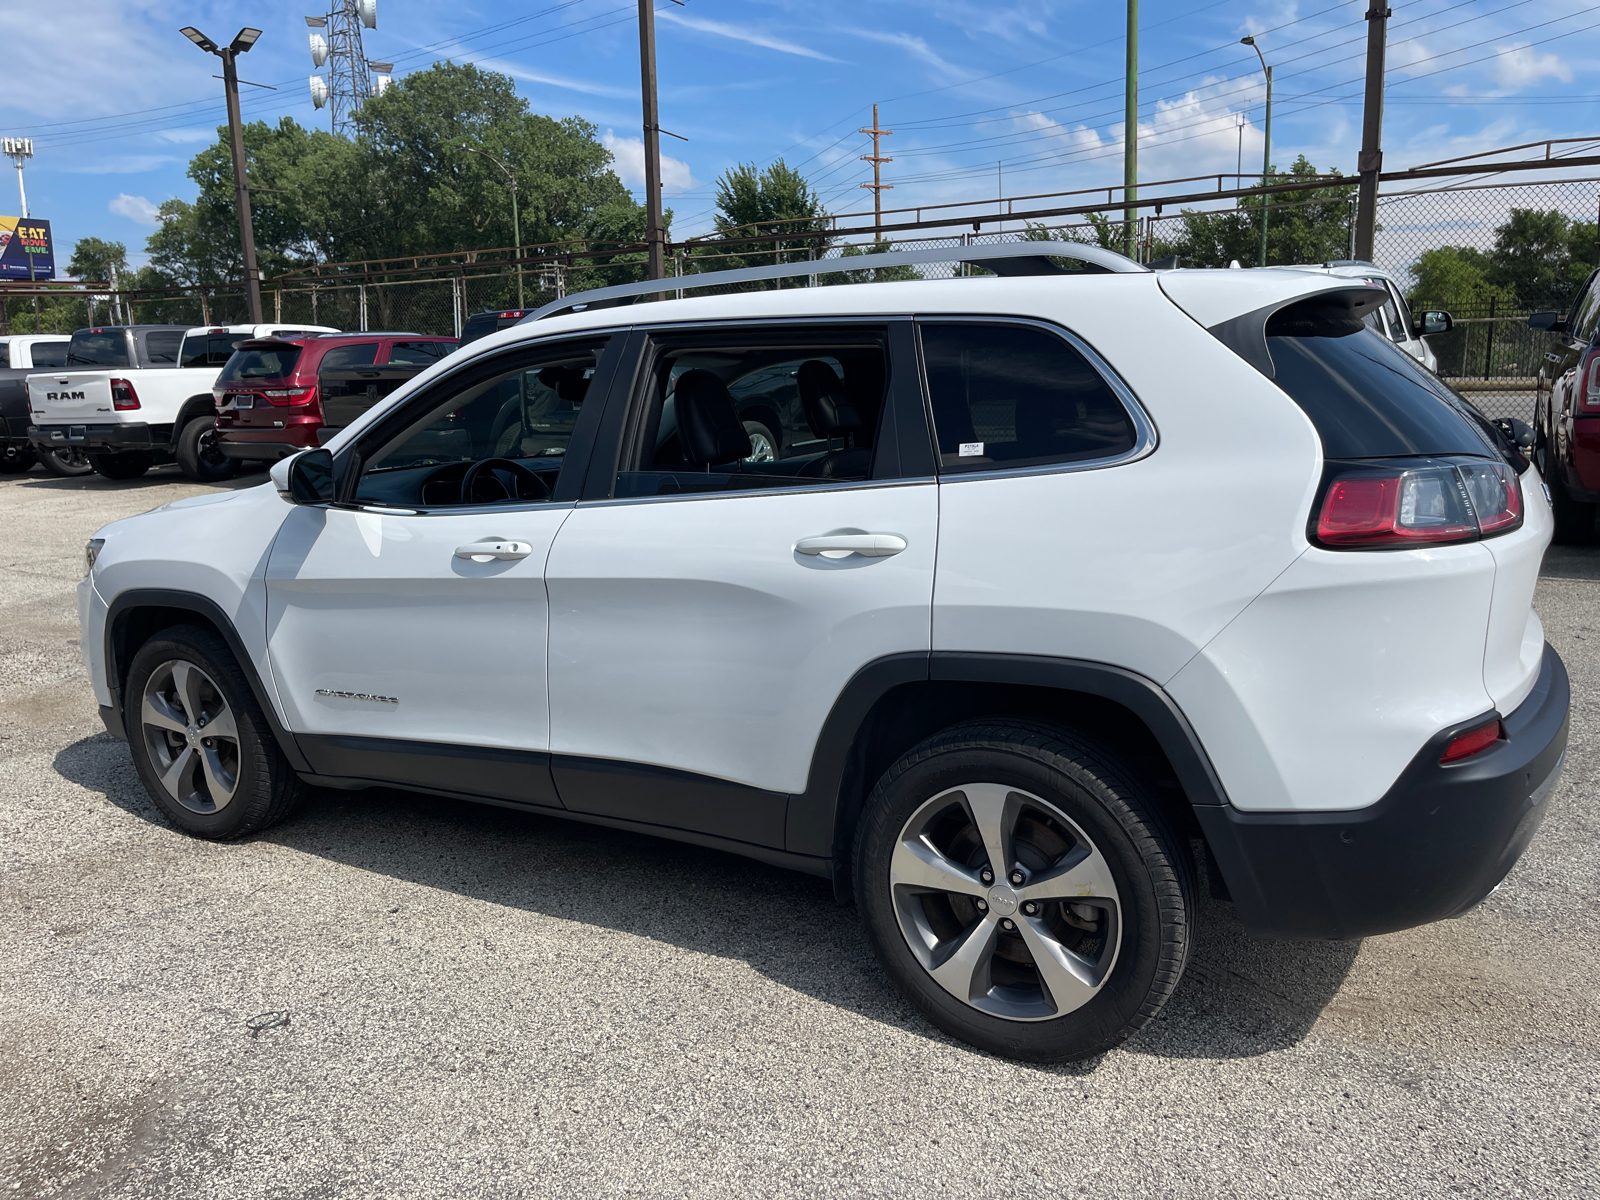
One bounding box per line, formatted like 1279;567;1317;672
843;29;966;78
1492;43;1573;91
657;11;843;63
109;193;161;225
443;51;635;99
154;128;219;145
602;131;696;193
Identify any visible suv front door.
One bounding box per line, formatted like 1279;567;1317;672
263;336;617;804
543;322;937;852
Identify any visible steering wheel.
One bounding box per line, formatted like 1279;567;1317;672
459;457;549;505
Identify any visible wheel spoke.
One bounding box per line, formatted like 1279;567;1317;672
960;783;1019;879
159;745;196;801
1016;916;1102;1015
140;691;188;735
172;662;207;728
928;915;1001;1003
890;835;986;897
201;704;238;743
199;746;237;807
1020;844;1118;902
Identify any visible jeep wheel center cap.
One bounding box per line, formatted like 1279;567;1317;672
987;884;1019;916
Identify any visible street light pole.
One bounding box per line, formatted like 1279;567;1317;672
1124;0;1138;260
1241;36;1273;268
461;144;523;307
181;26;264;322
637;0;666;283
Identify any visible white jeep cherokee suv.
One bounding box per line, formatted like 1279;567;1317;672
78;244;1568;1062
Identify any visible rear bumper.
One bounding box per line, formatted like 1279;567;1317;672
1200;642;1569;940
217;439;307;461
29;423;167;455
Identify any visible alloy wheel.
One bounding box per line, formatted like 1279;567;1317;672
139;659;241;814
890;782;1122;1021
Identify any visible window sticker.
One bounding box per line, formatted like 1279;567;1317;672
959;441;984;457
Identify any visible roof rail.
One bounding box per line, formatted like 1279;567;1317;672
521;240;1146;323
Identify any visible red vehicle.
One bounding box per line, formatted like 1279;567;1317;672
1531;267;1600;542
213;332;457;464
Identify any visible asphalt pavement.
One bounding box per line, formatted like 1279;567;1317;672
2;465;1596;1199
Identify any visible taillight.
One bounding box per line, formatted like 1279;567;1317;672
213;388;227;411
1581;346;1600;411
1440;718;1502;764
262;387;315;407
1313;458;1523;549
110;378;140;410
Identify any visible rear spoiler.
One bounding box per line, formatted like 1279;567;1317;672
1206;285;1388;379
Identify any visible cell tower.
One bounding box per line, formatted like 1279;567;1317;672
306;0;390;136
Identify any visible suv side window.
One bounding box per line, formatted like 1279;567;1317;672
319;343;380;371
613;331;890;498
919;321;1140;473
351;340;605;509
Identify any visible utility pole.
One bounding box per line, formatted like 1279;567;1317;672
1124;0;1138;259
637;0;665;282
860;104;894;232
460;144;523;307
1242;36;1273;267
1354;0;1391;263
181;26;264;322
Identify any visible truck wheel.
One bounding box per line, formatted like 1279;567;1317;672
90;452;153;481
854;720;1194;1062
1550;476;1596;545
176;416;237;482
125;625;305;839
39;445;93;477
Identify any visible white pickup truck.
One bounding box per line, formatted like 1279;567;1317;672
27;322;337;481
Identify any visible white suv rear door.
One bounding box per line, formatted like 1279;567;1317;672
543;322;937;847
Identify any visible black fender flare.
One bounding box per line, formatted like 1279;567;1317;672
102;587;311;773
169;395;220;448
785;650;1231;863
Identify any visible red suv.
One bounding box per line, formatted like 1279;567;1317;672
213;332;457;465
1531;269;1600;543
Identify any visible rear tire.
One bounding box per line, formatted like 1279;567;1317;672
90;451;153;480
125;625;305;839
175;416;237;482
39;445;93;477
854;719;1194;1062
1549;475;1596;544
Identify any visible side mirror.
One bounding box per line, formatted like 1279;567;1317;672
1493;416;1536;454
1527;311;1566;332
271;448;335;504
1412;310;1452;337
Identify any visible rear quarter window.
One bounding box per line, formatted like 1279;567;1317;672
143;330;183;364
1267;327;1495;459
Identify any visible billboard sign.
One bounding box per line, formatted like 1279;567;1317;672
0;216;54;280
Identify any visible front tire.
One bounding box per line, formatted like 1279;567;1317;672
90;451;153;480
855;720;1194;1062
125;625;305;839
176;416;237;482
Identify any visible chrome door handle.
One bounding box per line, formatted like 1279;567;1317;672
455;540;533;561
794;533;907;558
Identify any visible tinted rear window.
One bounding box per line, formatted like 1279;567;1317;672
31;341;68;368
67;331;131;368
144;330;183;363
1267;328;1493;460
219;347;302;382
181;334;241;368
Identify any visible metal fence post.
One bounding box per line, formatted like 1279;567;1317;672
274;289;281;322
359;283;368;332
452;274;464;338
1478;296;1491;380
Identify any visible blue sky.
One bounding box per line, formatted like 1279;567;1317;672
4;0;1599;269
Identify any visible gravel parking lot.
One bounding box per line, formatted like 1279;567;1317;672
2;465;1596;1199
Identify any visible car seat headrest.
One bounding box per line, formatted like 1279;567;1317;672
674;369;752;465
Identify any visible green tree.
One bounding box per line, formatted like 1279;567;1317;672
700;159;829;278
67;237;129;284
1151;156;1355;268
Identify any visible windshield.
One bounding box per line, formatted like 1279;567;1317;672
67;331;131;368
218;346;302;383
